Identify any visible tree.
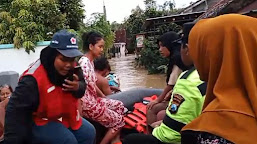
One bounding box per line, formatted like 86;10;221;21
0;0;66;53
80;13;115;54
58;0;85;30
0;0;13;12
110;21;123;31
159;1;178;16
123;6;145;52
123;0;182;74
144;0;157;10
139;22;181;74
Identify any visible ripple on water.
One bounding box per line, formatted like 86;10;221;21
108;54;166;91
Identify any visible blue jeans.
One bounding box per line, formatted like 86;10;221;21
32;118;96;144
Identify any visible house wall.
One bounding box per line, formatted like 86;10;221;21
115;29;126;43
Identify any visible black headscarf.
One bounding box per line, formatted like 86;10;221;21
157;32;189;84
40;46;67;86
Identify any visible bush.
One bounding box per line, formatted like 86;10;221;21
0;0;67;53
139;23;181;74
139;39;168;74
77;14;115;55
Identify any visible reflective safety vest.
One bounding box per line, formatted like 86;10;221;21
152;67;206;143
22;60;82;130
123;95;158;133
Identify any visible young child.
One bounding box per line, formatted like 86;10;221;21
94;57;120;95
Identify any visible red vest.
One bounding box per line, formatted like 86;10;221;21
22;60;82;130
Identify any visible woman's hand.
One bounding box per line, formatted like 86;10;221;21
163;90;173;101
150;120;163;128
147;99;159;110
63;74;79;91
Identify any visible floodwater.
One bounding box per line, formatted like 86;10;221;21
109;54;166;91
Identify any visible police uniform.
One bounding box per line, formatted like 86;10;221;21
152;67;206;143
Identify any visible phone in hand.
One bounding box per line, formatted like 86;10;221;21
67;66;81;81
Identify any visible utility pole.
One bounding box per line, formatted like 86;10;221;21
103;0;107;21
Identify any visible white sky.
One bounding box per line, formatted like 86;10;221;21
83;0;198;23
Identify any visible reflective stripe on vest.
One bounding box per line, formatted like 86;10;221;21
162;115;186;132
180;67;206;96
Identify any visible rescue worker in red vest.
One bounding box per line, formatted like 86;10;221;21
122;22;206;144
4;30;96;144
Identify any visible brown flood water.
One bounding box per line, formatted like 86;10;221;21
109;54;166;91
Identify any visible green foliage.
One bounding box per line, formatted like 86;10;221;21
110;21;123;31
123;6;145;52
140;23;181;74
144;0;157;10
158;22;181;35
79;13;115;54
0;0;13;12
58;0;85;30
140;39;169;74
123;0;182;74
0;0;67;53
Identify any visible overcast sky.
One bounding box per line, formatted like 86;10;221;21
82;0;197;23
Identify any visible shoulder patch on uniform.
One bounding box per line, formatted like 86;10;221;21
168;93;185;114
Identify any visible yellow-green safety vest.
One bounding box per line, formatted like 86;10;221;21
152;67;206;144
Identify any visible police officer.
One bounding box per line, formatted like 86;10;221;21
123;22;206;144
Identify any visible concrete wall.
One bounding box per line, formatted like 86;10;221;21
0;46;45;74
0;71;19;90
0;46;45;75
0;42;50;90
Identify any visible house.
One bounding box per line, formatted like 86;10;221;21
142;11;205;38
181;0;221;13
111;29;127;57
197;0;257;19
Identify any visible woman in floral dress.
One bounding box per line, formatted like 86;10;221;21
79;31;127;144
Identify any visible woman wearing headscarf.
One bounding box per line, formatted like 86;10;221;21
181;14;257;144
146;31;190;128
4;30;95;144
